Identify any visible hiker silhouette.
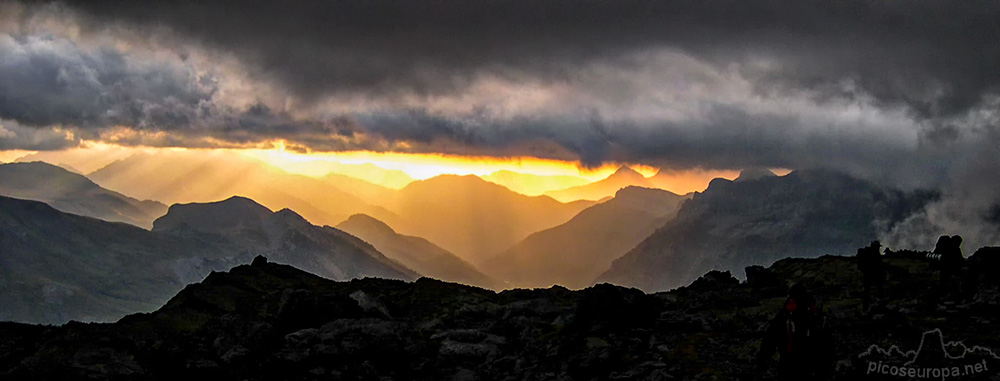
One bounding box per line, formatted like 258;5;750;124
934;235;965;297
757;284;834;380
856;240;885;310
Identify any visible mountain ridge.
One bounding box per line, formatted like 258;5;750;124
597;169;936;291
0;161;167;229
0;194;418;324
544;166;656;202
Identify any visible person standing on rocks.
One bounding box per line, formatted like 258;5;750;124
757;284;834;380
856;241;885;311
935;235;965;298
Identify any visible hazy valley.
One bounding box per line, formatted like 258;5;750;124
0;155;969;326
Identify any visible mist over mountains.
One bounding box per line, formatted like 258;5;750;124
485;186;689;289
336;214;501;290
0;162;166;229
87;151;398;227
385;175;594;263
545;166;655;202
598;169;937;291
3;154;995;327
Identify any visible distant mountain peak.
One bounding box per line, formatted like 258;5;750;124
340;214;397;235
403;173;508;193
153;196;274;232
611;166;645;178
273;208;309;225
615;185;678;199
705;177;734;190
221;195;262;204
213;195;274;216
734;168;777;182
543;166;655;202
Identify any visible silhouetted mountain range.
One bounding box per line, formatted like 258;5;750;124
337;214;501;289
0;195;416;324
0;162;166;229
484;186;690;289
598;169;937;291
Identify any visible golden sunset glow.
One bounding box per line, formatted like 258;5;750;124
0;150;33;164
242;145;654;179
4;141;774;199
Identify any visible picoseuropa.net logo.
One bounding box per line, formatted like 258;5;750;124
858;329;1000;380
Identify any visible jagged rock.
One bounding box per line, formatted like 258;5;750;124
687;270;740;290
745;265;779;288
251;255;268;266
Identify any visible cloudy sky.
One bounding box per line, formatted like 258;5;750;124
0;0;998;187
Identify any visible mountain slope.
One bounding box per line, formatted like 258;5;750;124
0;195;416;324
0;195;226;324
337;214;501;289
597;169;935;292
485;186;690;289
386;175;595;263
0;161;167;229
545;166;655;202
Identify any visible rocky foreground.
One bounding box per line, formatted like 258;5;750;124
2;251;1000;380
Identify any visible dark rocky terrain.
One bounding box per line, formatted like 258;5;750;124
3;247;999;380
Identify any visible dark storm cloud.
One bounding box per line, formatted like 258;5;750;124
58;0;1000;121
1;0;997;247
0;33;362;149
0;34;216;129
355;104;920;174
1;0;998;179
0;119;78;150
